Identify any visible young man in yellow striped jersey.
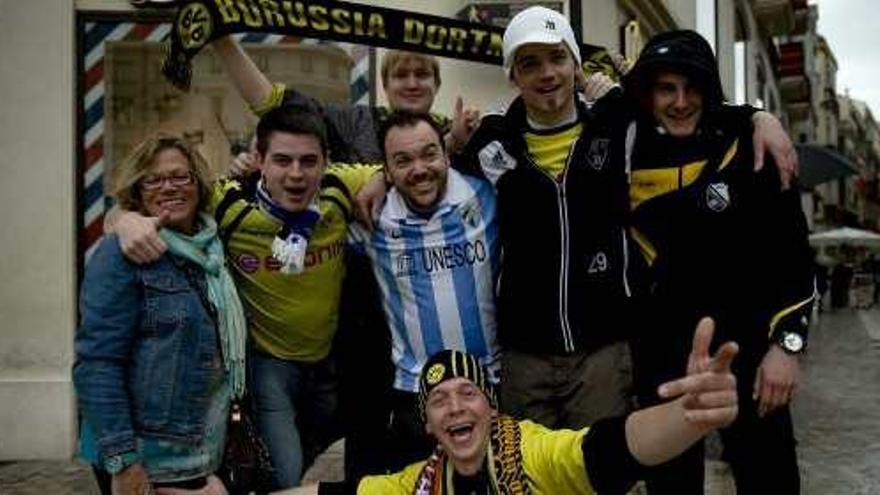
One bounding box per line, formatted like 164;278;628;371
455;6;798;434
210;36;480;483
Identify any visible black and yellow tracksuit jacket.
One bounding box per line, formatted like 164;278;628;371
627;113;815;399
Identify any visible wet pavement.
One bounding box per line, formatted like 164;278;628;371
1;306;878;494
794;307;880;494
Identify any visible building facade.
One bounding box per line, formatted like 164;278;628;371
837;96;880;229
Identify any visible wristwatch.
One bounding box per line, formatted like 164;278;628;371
777;331;805;355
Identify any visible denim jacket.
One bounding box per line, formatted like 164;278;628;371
74;234;225;462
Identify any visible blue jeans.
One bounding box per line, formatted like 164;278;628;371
249;351;340;489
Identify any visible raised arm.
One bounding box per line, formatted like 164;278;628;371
580;72;618;103
445;96;481;156
212;35;276;111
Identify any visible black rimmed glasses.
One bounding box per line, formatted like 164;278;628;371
140;171;195;191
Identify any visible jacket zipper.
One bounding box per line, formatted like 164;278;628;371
525;141;578;353
559;178;574;352
622;121;637;298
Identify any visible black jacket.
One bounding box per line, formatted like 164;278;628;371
628;112;815;395
456;95;635;356
622;30;814;396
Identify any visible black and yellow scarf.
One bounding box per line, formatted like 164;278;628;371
413;415;529;495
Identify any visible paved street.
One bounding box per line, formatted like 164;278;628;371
794;307;880;493
1;306;878;494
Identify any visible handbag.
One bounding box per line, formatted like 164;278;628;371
218;398;275;495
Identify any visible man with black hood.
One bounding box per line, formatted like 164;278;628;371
623;30;814;494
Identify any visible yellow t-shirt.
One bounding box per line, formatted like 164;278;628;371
211;164;378;362
524;123;584;180
358;419;593;494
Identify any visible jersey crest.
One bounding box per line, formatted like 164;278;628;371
587;137;610;171
705;182;731;212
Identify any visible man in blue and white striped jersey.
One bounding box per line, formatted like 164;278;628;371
348;110;501;473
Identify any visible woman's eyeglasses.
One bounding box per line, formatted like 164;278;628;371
140;171;195;191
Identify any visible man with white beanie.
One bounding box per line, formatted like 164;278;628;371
457;5;637;430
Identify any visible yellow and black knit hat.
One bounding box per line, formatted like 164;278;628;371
418;350;498;419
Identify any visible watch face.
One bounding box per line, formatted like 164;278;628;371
783;332;804;353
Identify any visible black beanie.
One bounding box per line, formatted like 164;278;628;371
418;350;497;420
623;29;725;110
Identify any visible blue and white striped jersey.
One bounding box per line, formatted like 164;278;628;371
349;169;501;392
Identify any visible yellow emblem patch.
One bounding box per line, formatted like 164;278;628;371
178;3;213;51
425;363;446;385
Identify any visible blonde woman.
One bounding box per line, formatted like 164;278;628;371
74;134;246;494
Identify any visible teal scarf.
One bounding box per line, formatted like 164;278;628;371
159;213;247;399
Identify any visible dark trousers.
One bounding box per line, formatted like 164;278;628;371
634;333;800;495
386;390;436;472
642;405;799;495
721;404;800;494
91;466;112;495
336;251;395;482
